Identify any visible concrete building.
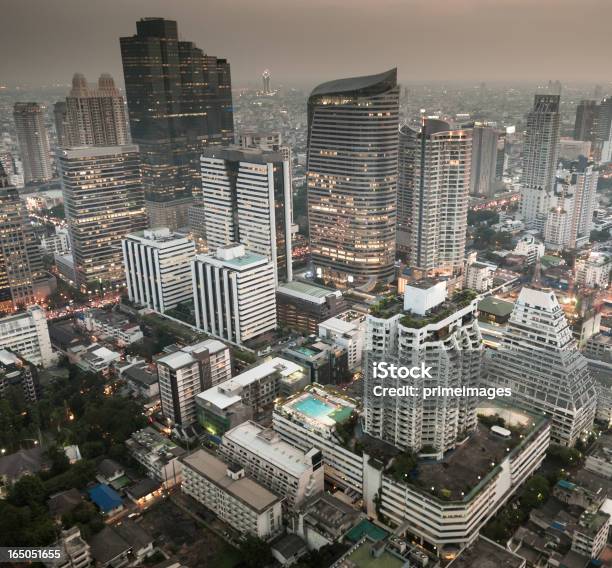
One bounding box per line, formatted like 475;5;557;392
40;229;71;256
62;73;129;147
520;94;561;230
282;338;349;386
126;427;186;489
200;146;293;284
0;349;39;402
181;449;283;540
488;287;596;446
196;357;301;439
192;244;276;345
58;145;147;290
317;311;366;371
470;123;498;197
307;69;399;286
364;280;482;453
513;234;545;265
448;536;526;568
276;281;345;335
0;306;54;367
398;119;471;275
77;344;121;376
575;253;611;288
464;256;496;292
13;102;53;184
157;339;231;428
45;526;92;568
78;308;142;346
218;421;324;508
122;228;195;314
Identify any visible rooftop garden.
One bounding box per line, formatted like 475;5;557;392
399;289;479;329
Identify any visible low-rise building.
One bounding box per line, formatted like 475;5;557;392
448;535;526;568
464;257;496;292
125;427;186;489
181;449;283;540
585;436;612;479
576;252;611;288
282;338;349;385
197;357;301;440
317;310;365;371
45;526;91;568
77;309;143;346
585;333;612;363
277;281;345;335
513;234;544;265
0;306;54;367
571;510;610;558
116;358;160;407
218;421;324;508
76;344;121;376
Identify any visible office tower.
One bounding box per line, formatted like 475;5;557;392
520;94;561;230
593;97;612;163
58;145;147;291
397;120;472;274
364;280;482;452
307;68;399;287
120;18;234;230
157;339;231;428
122;228;195;313
192;244;276;345
488;287;596;447
0;306;54;367
62;73;129;147
262;69;271;94
0;164;39;312
53;102;70;147
544;162;598;250
218;421;324;508
574;100;598;141
200;147;292;284
469;123;498;197
13;102;53;184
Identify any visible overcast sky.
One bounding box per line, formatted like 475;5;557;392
2;0;611;88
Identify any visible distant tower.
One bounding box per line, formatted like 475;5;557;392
53;102;69;148
573;100;597;142
307;69;399;287
63;73;130;147
470;123;498;197
13;102;53;184
262;69;271;94
520;94;560;230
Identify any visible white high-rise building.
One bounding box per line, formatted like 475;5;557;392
0;306;54;367
122;228;195;313
200;146;292;284
157;339;231;428
398;120;472;275
364;280;482;453
488;287;596;446
544;163;598;250
192;244;276;345
218;421;324;508
520;94;561;230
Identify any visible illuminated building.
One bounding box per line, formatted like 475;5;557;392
307;68;399;286
398;120;472;274
0;306;54;367
120;18;234;230
13;102;53;184
58;145;147;291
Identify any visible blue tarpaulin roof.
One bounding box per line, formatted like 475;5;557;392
88;483;122;513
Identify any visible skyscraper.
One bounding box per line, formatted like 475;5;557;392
364;280;482;452
53;101;69;148
469;123;498;197
58;145;147;290
262;69;271;94
13;102;53;184
307;69;399;287
593;96;612;163
488;287;596;447
397;119;472;275
573;99;598;142
200;146;292;284
120;18;234;230
0;164;43;312
62;73;129;147
520;94;561;230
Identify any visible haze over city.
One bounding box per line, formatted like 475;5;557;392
2;0;612;87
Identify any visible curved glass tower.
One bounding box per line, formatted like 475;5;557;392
307;69;399;287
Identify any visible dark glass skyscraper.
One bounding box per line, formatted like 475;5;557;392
120;18;234;230
306;69;399;287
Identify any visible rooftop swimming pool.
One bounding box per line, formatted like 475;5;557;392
291;394;353;423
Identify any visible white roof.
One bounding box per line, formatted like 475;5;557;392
517;287;559;311
90;346;120;362
0;349;19;365
223;421;310;478
319;317;357;334
197;357;300;410
158;339;228;370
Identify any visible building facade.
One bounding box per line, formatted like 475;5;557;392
0;306;54;367
13;102;53;184
192;244;276;345
307;69;399;286
58;145;147;290
122;228;195;313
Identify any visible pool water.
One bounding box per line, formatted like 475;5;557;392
293;396;334;419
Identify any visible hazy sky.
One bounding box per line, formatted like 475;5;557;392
2;0;612;88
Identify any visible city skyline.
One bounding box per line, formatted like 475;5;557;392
2;0;612;88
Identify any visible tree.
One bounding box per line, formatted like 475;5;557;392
238;536;273;568
520;474;550;510
9;475;46;508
